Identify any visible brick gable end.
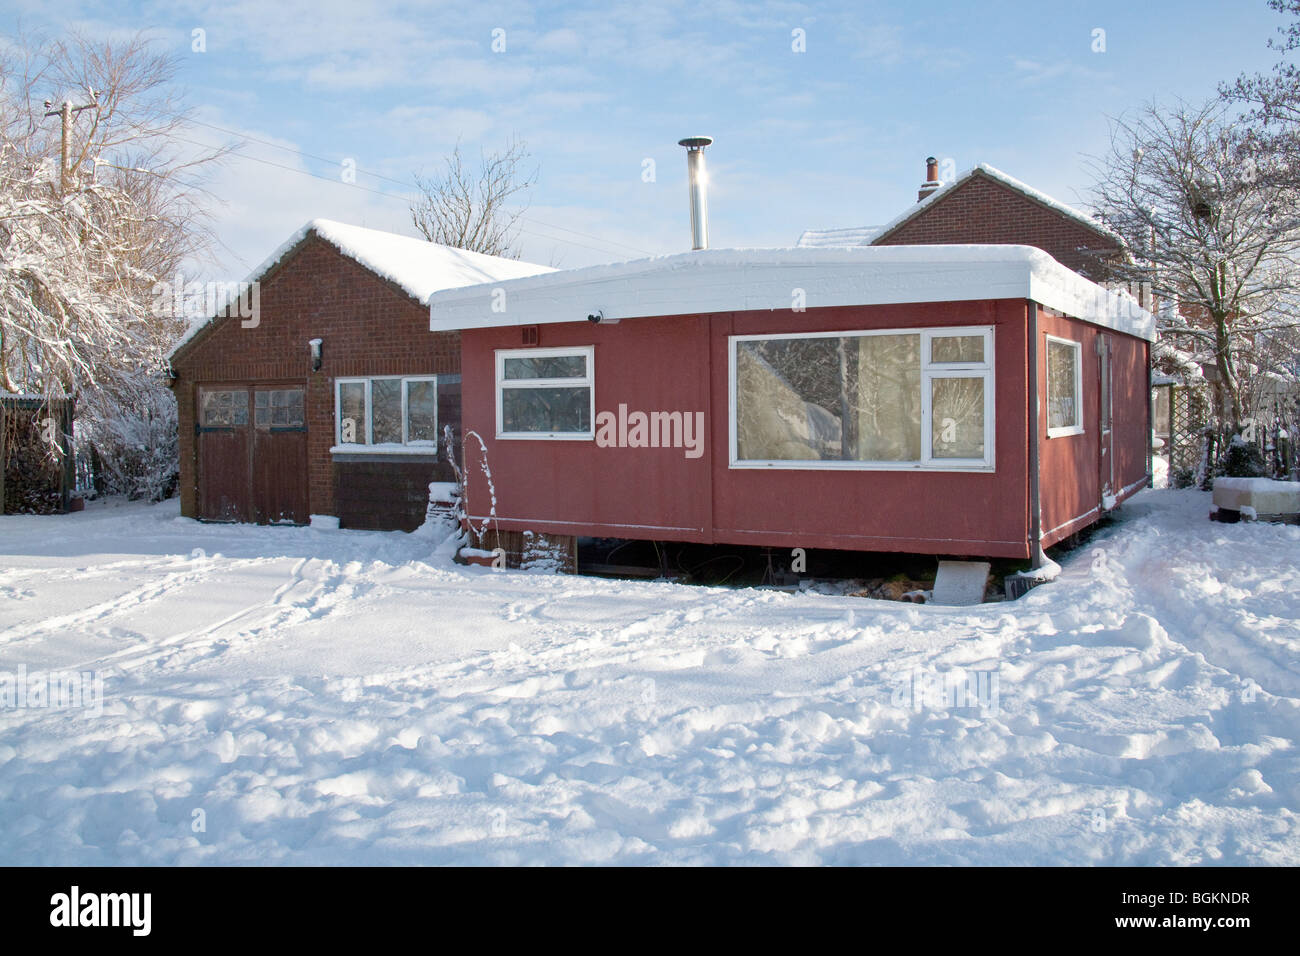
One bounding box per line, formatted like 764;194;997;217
171;234;459;521
874;174;1120;278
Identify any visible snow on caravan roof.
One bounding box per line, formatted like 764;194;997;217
168;219;554;359
427;244;1155;341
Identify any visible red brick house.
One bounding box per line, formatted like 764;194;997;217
799;159;1126;282
167;220;551;530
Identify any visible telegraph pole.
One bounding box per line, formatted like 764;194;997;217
43;90;98;195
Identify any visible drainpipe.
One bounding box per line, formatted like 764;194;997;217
1146;340;1154;488
1028;303;1044;569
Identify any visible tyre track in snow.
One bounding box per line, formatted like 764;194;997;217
78;557;383;675
0;554;224;648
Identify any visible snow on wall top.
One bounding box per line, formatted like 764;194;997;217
427;244;1155;341
870;163;1125;247
0;391;72;402
168;219;554;360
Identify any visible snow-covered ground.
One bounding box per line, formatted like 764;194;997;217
1;490;1297;865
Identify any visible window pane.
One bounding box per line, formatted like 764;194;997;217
406;380;438;443
502;387;591;433
339;382;366;444
735;338;847;460
931;377;986;459
203;390;248;427
201;391;226;426
855;334;922;461
504;355;586;380
1048;341;1079;430
372;379;403;444
255;391;270;427
931;335;984;364
735;333;921;462
265;389;303;427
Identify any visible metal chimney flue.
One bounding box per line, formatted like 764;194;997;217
678;136;713;250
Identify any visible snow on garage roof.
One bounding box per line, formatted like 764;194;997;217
168;219;553;359
427;244;1155;341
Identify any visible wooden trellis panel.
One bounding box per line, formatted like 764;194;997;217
1169;385;1210;476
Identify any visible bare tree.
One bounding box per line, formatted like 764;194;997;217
1087;98;1300;445
409;138;536;258
1223;0;1300;174
0;30;232;497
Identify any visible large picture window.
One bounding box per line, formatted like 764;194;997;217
1045;336;1083;437
495;346;594;439
334;376;439;449
729;327;994;470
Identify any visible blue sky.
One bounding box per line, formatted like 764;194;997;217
8;0;1293;280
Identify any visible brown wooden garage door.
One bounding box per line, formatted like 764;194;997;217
197;385;308;525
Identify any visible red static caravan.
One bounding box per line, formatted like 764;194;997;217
429;246;1154;563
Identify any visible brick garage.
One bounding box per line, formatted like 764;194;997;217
168;220;550;531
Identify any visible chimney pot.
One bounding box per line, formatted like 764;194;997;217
918;155;942;202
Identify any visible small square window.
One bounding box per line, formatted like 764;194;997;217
201;389;248;427
496;347;594;440
931;335;985;364
1046;337;1083;437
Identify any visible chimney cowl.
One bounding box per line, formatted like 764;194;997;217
918;155;942;203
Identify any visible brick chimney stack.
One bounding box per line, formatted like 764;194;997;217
917;156;941;202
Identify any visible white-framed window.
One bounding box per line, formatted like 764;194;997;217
729;326;995;470
495;346;594;440
1045;335;1084;438
334;376;439;448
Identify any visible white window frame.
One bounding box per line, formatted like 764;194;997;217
334;375;439;448
1044;335;1084;438
495;346;595;440
728;326;995;471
